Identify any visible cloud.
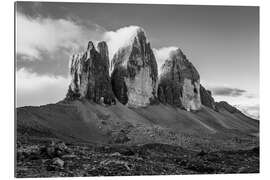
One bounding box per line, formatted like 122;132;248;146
16;68;70;107
208;85;259;119
234;104;260;120
210;86;247;97
245;93;258;99
153;47;178;75
102;25;145;61
16;12;104;60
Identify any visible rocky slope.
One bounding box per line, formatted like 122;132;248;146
66;41;115;105
110;27;158;107
158;48;201;111
16;100;259;176
16;141;259;177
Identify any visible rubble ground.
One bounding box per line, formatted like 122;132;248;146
16;140;259;177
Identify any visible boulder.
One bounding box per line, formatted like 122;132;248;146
52;157;64;168
111;27;158;107
158;48;201;111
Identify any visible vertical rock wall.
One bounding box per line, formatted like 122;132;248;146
66;41;115;105
65;26;217;111
111;27;158;107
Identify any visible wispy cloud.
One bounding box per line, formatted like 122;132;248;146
210;86;247;97
207;84;259;119
16;12;104;60
102;25;143;61
16;68;70;107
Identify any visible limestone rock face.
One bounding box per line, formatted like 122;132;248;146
111;27;158;107
157;48;201;111
200;85;216;110
66;41;115;104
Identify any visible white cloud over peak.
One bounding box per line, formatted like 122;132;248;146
16;68;70;107
153;46;178;74
103;25;144;61
16;12;103;60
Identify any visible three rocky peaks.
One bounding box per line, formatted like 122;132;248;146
66;26;216;111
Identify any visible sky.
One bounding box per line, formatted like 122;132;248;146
15;2;259;119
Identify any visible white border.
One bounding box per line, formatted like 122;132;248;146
1;0;269;179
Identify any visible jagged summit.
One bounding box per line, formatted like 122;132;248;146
110;26;149;72
64;27;246;115
66;41;115;105
159;48;199;78
157;47;201;111
110;26;158;107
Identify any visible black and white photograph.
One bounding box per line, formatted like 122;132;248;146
14;1;260;178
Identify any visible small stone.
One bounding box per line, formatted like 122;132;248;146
56;142;68;151
52;157;64;168
61;154;78;159
110;152;121;156
46;146;56;158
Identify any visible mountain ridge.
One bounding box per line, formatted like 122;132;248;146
16;26;259;150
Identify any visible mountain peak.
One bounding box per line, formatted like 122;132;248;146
114;25;147;48
87;41;95;51
158;48;201;111
110;27;158;107
109;26;148;65
122;25;146;37
66;40;115;104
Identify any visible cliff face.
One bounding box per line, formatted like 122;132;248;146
200;85;216;110
158;48;201;111
66;41;115;105
64;27;241;114
111;27;158;107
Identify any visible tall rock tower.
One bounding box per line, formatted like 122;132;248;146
157;48;201;111
66;41;115;105
110;27;158;107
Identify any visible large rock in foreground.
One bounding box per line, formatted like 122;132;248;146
66;41;115;104
158;48;201;111
111;27;158;107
